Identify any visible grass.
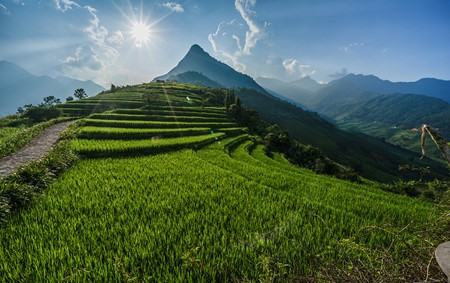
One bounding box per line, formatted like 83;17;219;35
71;132;226;157
0;147;445;281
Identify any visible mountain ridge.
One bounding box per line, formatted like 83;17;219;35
0;60;105;116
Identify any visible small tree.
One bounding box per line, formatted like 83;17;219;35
66;96;74;102
42;96;61;107
74;88;88;100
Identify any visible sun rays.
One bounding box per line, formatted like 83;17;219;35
130;21;151;48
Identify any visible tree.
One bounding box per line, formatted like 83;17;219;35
66;96;74;102
42;96;61;107
74;88;88;100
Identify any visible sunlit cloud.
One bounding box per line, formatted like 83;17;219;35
54;0;123;86
282;59;316;78
235;0;265;55
107;31;125;47
63;45;103;71
208;0;266;72
54;0;80;12
162;2;184;13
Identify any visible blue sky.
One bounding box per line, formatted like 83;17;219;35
1;0;449;87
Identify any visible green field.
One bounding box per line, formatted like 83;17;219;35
0;83;448;282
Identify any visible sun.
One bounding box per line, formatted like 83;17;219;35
131;21;151;48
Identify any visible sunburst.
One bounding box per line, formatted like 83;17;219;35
131;21;151;48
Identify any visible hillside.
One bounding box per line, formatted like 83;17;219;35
331;93;450;133
0;60;105;116
0;82;448;282
167;71;222;88
151;45;448;182
255;76;321;108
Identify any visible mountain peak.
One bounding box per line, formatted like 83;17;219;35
188;44;206;54
152;44;267;93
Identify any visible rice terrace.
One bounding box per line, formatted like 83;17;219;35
1;0;450;282
0;82;449;282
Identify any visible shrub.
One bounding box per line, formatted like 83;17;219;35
24;106;62;122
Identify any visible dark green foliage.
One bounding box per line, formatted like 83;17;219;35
66;96;74;102
24;106;62;122
74;88;88;100
42;96;61;106
382;179;450;202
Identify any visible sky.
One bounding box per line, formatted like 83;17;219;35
1;0;450;87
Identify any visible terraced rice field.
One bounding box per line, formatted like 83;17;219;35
0;83;446;282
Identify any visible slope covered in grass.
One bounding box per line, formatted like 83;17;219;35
0;82;448;282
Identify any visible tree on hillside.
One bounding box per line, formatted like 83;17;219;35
66;96;74;102
42;96;61;107
74;88;88;100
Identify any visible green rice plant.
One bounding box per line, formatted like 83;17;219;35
88;113;230;123
72;132;225;157
113;108;227;118
77;126;213;140
83;118;237;129
0;149;443;282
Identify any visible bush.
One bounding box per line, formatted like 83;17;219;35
24;106;62;122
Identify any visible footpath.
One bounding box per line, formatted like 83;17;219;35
0;121;75;178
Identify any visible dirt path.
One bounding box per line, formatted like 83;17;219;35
0;120;75;179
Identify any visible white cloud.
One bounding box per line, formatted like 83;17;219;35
0;3;10;15
234;0;265;55
208;0;266;72
54;0;80;12
162;2;184;13
107;31;125;46
63;45;103;71
54;0;123;86
282;59;315;78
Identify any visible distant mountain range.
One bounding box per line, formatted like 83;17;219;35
152;44;448;181
258;73;450;136
0;60;105;116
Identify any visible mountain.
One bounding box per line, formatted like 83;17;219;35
328;93;450;158
255;76;322;107
167;71;222;88
309;74;450;114
153;44;266;93
332;93;450;130
0;60;105;116
152;44;448;182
